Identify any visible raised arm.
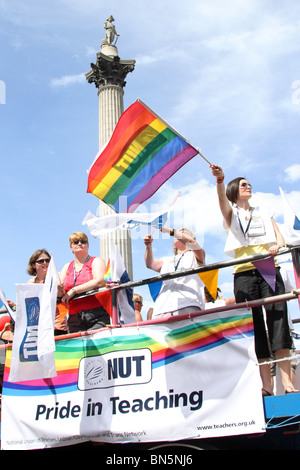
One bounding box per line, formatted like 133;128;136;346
210;164;232;228
144;234;163;273
161;226;205;266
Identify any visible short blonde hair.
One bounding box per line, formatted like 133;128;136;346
179;228;196;239
173;228;196;254
69;231;89;246
133;293;143;302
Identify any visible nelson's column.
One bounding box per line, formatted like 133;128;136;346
85;16;135;280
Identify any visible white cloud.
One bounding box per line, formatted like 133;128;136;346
251;192;283;217
134;54;159;66
50;73;85;88
154;176;225;246
218;281;235;298
285;164;300;182
86;46;98;57
166;12;300;147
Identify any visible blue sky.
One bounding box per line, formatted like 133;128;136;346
1;0;300;320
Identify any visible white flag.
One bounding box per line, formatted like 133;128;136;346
82;192;181;237
109;240;136;324
279;187;300;246
9;257;58;382
38;256;59;371
0;286;15;322
82;209;168;236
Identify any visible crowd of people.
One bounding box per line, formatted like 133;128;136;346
0;163;299;396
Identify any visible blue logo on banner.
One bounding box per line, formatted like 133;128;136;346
19;297;40;362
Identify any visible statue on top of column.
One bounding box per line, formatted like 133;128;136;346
86;15;135;88
102;15;120;47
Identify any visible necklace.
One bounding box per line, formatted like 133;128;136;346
73;255;91;286
173;252;188;271
235;205;253;238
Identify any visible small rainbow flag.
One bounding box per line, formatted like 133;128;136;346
87;100;199;213
104;259;113;284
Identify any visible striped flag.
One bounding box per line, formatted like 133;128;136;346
87;99;199;213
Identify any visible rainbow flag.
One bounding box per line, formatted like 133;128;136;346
104;259;112;284
87;100;199;213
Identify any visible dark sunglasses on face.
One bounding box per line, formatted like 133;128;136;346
36;258;50;264
135;300;143;305
73;239;88;245
239;182;252;189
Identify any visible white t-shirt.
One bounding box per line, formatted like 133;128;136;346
152;250;205;318
224;205;277;258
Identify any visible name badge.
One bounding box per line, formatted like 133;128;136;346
248;216;266;237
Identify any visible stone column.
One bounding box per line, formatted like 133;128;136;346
85;19;135;280
98;84;124;149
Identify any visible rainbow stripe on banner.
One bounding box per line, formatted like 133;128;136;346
3;312;253;397
87;100;199;213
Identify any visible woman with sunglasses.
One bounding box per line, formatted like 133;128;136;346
210;164;297;395
27;249;68;335
144;227;206;319
133;293;143;322
27;249;51;282
60;232;110;333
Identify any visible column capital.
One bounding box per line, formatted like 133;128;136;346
85;52;135;89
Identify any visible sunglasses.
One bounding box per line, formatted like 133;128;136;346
72;239;88;245
135;300;143;305
36;258;50;265
239;182;252;189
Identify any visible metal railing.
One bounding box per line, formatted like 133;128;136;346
73;245;300;327
1;246;300;342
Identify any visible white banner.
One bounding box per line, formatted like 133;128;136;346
9;262;58;382
1;308;265;450
37;256;59;371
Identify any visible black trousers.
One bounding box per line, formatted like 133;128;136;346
68;307;110;333
234;268;292;359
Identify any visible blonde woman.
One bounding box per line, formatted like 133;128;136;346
60;232;110;333
144;226;206;318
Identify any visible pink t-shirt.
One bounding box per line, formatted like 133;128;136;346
64;257;101;315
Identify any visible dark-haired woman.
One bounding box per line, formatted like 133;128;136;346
210;164;297;395
27;249;67;335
